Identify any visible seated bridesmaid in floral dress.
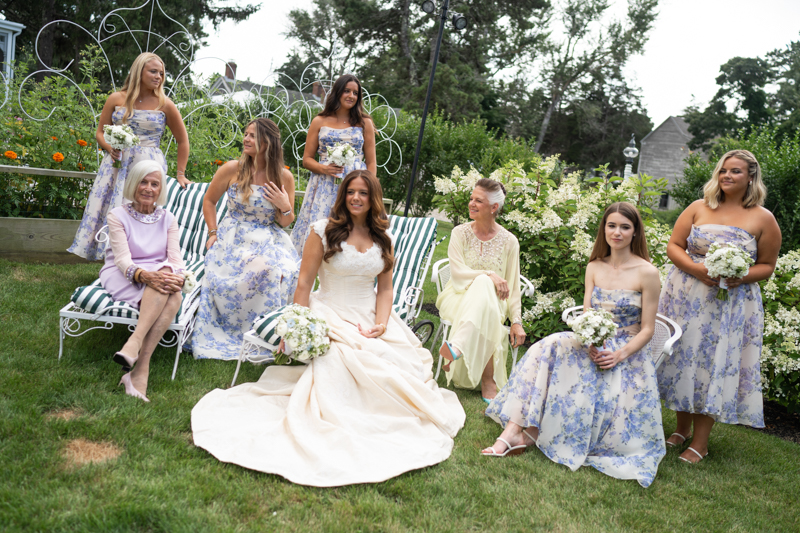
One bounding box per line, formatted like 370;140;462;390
190;118;300;360
658;150;780;464
482;202;665;488
100;160;186;402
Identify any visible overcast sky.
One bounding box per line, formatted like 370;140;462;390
197;0;800;129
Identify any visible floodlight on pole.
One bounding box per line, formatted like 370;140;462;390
403;0;468;216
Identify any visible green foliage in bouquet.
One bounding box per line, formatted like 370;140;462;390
761;250;800;412
434;158;671;342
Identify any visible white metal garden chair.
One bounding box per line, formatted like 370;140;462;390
58;177;228;380
428;258;537;380
231;215;442;386
560;306;682;369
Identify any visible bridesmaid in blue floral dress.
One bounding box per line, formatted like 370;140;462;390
658;150;781;464
290;74;377;254
68;52;190;260
190;119;300;360
484;203;665;488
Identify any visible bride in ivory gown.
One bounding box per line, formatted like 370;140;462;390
191;170;466;487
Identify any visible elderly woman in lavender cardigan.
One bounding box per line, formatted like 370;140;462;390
99;160;186;402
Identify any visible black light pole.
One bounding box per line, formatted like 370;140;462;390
403;0;466;216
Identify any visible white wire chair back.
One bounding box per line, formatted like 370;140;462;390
560;306;682;369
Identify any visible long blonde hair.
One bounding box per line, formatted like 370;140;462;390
236;118;285;199
703;149;767;209
120;53;167;124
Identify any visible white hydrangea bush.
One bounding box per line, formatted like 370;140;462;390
435;159;670;342
760;250;800;409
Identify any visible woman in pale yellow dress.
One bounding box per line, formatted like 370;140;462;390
437;178;526;401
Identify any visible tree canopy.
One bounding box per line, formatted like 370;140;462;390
1;0;259;86
281;0;657;172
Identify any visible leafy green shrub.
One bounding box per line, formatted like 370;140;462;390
761;250;800;412
673;128;800;253
434;159;671;342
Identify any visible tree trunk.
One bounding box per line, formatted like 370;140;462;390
399;0;417;86
35;0;57;82
534;91;561;153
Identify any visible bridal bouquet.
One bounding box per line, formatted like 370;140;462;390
274;304;331;364
705;242;755;300
181;270;197;294
103;124;140;168
568;308;618;360
326;142;356;172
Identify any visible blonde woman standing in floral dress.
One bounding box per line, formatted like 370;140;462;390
68;52;190;260
436;178;526;401
658;150;781;464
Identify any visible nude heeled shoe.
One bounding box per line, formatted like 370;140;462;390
113;351;138;369
119;373;149;403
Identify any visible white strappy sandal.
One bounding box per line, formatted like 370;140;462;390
679;446;707;464
482;430;538;457
666;432;689;447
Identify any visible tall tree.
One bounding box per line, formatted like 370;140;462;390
1;0;259;86
684;56;773;150
531;0;657;152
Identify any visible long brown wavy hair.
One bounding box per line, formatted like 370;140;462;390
318;74;371;128
120;53;167;124
236;118;285;200
324;170;393;273
588;202;650;263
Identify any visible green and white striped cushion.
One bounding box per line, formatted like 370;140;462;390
252;306;287;345
163;177;228;264
70;240;207;321
388;215;437;319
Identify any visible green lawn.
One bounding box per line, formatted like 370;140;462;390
1;222;799;532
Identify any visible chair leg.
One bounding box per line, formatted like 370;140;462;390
231;352;244;388
58;316;65;362
171;342;181;381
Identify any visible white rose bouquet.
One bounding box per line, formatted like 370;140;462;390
704;242;755;300
568;308;618;367
181;270;197;294
326;142;356;174
103;124;140;168
274;304;331;364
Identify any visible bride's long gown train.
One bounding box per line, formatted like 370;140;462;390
191;219;466;486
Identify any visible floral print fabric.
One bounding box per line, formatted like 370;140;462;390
658;224;764;427
68;107;168;260
190;184;301;360
486;288;665;488
290;126;366;255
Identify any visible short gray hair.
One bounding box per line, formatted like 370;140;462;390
123;160;167;205
475;178;506;215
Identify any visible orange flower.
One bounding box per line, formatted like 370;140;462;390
4;150;17;159
51;136;58;140
77;162;85;171
285;165;290;169
77;139;88;147
53;152;65;163
215;159;224;166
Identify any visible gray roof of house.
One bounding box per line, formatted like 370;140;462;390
637;116;695;189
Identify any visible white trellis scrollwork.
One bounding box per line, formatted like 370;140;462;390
15;0;401;180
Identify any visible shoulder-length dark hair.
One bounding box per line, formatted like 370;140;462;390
318;74;371;128
324;170;393;273
588;202;650;263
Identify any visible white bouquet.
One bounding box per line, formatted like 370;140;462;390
704;242;755;300
326;142;356;174
103;124;140;168
274;304;331;364
181;270;197;294
568;308;618;365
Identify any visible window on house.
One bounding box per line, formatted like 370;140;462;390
659;193;669;209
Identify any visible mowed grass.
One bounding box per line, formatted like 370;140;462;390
1;222;800;532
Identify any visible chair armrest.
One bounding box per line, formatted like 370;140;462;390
432;258;450;283
561;305;583;324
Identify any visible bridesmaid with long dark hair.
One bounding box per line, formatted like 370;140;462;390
290;74;377;255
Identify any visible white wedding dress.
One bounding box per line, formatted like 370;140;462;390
192;219;466;487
